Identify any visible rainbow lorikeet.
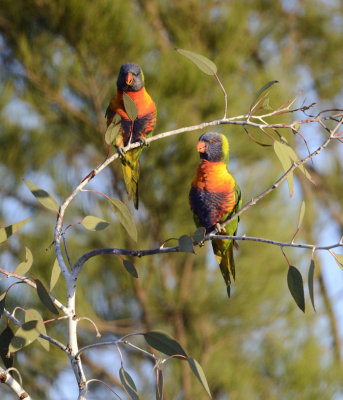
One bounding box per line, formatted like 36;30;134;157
105;63;156;209
189;132;242;298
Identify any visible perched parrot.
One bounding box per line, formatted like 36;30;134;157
189;132;242;298
105;62;156;209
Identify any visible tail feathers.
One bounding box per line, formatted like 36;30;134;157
212;239;235;298
122;159;140;209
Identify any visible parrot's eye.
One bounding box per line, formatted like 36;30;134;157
210;140;215;144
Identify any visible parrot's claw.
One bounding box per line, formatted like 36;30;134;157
117;146;126;158
214;223;225;234
139;137;149;147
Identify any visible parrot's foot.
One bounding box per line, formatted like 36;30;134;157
214;223;225;234
139;137;149;147
117;146;126;158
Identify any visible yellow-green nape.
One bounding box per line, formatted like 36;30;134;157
221;133;229;162
141;69;145;83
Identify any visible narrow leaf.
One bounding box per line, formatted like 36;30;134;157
331;251;343;270
123;92;138;121
0;297;5;319
308;259;316;312
123;259;138;278
25;309;49;351
119;367;139;400
81;215;110;231
0;327;14;369
0;217;30;244
9;320;40;352
23;179;59;212
156;368;163;400
188;357;212;398
15;246;33;275
50;258;61;292
144;331;187;358
105;114;122;145
273;140;294;197
287;266;305;312
297;201;306;231
286;147;314;184
178;235;194;253
251;80;278;106
192;227;206;243
176;48;217;75
109;198;138;242
35;279;59;315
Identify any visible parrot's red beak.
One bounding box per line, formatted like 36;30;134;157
125;73;133;85
197;141;206;153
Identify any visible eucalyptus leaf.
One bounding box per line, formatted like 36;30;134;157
287;266;305;313
105;114;122;145
0;326;14;369
119;367;139;400
144;331;187;358
0;217;31;244
156;368;163;400
188;357;212;398
23;179;59;212
192;227;206;243
251;80;278;107
273;140;294;197
81;215;110;231
109;197;138;242
178;235;194;253
9;320;40;353
24;309;49;351
308;259;316;311
123;92;138;121
50;258;61;292
35;279;59;315
176;48;217;75
15;246;33;275
123;259;138;278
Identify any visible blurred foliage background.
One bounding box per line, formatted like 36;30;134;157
1;0;343;399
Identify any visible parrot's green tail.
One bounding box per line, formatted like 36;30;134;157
121;155;140;209
212;239;235;298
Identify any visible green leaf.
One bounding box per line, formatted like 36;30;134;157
251;80;278;106
0;297;5;319
308;259;316;312
24;179;59;212
176;48;217;75
287;146;314;183
123;92;138;121
178;235;194;253
105;114;121;145
0;326;14;369
109;197;138;242
188;357;212;398
14;246;33;275
35;279;59;315
144;331;187;358
123;259;138;278
0;217;31;244
287;266;305;313
81;215;110;231
9;320;40;352
119;367;139;400
25;308;49;351
50;258;61;292
273;140;294;197
331;251;343;269
156;368;163;400
192;227;206;243
296;201;306;231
